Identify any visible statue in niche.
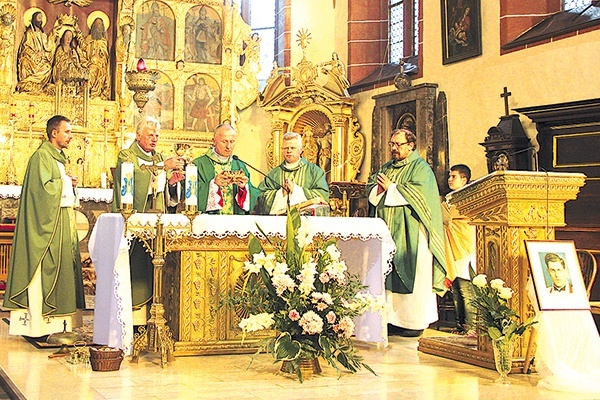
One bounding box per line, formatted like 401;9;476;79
52;27;87;84
83;13;110;99
16;10;56;94
302;125;319;164
138;1;174;61
0;5;16;86
185;5;221;64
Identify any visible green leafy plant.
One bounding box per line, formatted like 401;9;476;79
223;208;382;382
469;270;536;342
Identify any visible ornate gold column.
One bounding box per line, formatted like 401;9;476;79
418;170;586;372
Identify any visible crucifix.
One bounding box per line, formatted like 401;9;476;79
500;86;512;116
140;156;166;213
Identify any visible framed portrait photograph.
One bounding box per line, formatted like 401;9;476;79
441;0;482;65
525;240;590;311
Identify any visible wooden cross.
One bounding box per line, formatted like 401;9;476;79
500;86;512;116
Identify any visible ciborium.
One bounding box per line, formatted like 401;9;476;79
125;58;158;112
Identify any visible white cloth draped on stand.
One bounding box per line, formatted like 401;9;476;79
528;280;600;394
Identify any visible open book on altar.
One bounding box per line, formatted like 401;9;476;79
272;197;330;216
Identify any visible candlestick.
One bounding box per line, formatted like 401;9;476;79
28;103;34;120
185;164;198;206
119;108;125;125
101;172;107;189
103;108;109;124
120;161;134;206
9;103;16;119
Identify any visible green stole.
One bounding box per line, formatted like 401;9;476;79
193;148;256;214
111;142;166;212
367;150;447;294
256;157;329;214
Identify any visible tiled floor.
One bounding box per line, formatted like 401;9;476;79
1;309;594;400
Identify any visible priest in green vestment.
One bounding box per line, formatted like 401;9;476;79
255;131;329;215
193;123;258;214
111;116;185;308
3;115;85;337
367;128;446;337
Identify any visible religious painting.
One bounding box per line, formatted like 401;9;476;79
185;5;223;64
183;73;221;132
525;240;590;311
143;71;174;130
441;0;482;65
136;0;175;61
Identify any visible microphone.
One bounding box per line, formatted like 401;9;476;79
233;155;291;212
232;155;281;189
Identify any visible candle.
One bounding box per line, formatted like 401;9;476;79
120;161;134;205
9;103;16;118
119;108;125;125
185;164;198;206
104;108;109;123
100;172;107;189
136;58;147;72
28;103;34;119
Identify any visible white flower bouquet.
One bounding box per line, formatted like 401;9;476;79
223;208;382;382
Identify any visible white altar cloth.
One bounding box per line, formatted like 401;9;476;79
90;213;395;354
0;185;113;203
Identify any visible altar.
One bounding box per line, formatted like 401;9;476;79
90;213;395;356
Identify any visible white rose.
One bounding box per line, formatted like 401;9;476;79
490;278;505;290
497;287;514;300
472;274;487;288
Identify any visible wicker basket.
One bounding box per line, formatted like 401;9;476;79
89;346;124;371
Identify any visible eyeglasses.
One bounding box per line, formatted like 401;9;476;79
388;141;410;148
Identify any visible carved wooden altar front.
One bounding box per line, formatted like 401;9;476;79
0;0;260;188
163;236;270;356
418;171;586;372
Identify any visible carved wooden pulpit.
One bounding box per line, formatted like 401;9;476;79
418;170;586;371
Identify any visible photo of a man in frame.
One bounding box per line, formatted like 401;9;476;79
542;252;574;295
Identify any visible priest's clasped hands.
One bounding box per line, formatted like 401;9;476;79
376;172;392;195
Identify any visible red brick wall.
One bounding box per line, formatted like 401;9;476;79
347;0;388;84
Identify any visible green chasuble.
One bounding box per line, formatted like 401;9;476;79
111;141;166;213
367;150;447;294
3;141;85;316
111;141;166;307
256;157;329;215
193;148;258;214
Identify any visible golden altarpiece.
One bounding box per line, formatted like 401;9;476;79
259;30;366;217
0;0;260;189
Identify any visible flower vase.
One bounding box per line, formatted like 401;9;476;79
281;357;322;380
491;338;514;384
